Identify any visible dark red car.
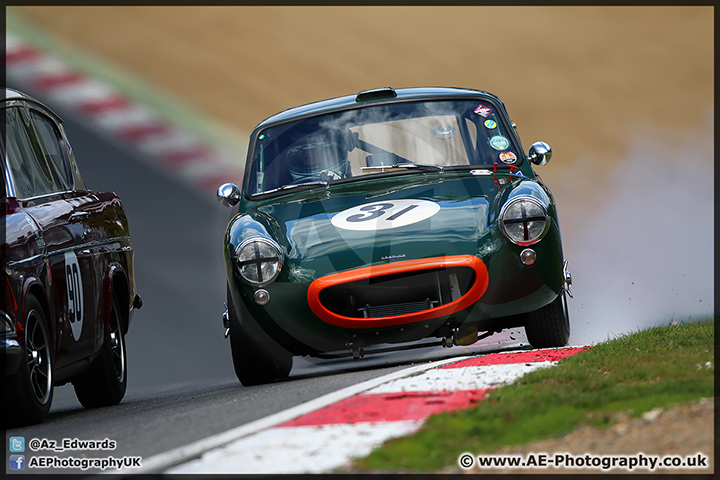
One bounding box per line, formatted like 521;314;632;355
2;88;142;426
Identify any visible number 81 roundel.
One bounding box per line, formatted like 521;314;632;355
331;199;440;231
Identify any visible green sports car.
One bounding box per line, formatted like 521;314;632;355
217;87;572;386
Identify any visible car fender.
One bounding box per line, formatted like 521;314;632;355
20;271;55;352
226;282;297;356
224;213;277;273
101;263;129;338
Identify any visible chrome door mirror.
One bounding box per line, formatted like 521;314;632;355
217;183;241;207
528;141;552;166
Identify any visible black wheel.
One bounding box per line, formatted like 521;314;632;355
73;291;127;408
4;294;54;427
228;305;292;386
523;292;570;348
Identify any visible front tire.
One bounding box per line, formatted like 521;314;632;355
523;292;570;348
73;291;127;408
4;294;54;427
228;304;292;386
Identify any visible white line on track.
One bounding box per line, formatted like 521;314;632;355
131;355;472;474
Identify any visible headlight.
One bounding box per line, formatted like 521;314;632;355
499;196;550;246
234;237;283;286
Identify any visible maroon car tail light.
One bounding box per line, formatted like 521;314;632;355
5;276;18;311
307;255;489;329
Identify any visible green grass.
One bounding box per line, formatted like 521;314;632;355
349;319;714;472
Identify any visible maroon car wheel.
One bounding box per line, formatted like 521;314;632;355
4;294;54;427
72;291;127;408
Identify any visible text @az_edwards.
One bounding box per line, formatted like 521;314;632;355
27;437;116;452
8;436;141;472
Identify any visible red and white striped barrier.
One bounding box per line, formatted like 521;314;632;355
154;347;588;474
5;32;244;194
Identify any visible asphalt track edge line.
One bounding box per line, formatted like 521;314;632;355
130;355;473;474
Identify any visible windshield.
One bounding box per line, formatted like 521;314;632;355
247;100;521;195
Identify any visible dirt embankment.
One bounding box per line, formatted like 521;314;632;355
13;6;713;187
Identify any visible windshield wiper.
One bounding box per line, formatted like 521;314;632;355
361;163;444;173
261;181;329;195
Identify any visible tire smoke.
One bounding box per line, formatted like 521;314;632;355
552;111;714;344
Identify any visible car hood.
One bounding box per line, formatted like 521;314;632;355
248;173;511;281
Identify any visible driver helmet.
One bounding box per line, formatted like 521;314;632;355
287;140;351;182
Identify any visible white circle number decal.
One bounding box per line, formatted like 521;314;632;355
332;199;440;231
64;251;84;341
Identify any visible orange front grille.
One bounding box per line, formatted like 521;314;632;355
307;255;489;329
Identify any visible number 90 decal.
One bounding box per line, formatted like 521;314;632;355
331;199;440;231
64;251;84;341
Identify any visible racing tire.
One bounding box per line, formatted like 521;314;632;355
523;292;570;348
73;291;127;408
3;294;54;427
228;308;292;386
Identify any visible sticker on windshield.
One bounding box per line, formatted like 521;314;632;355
332;199;440;231
490;136;510;150
499;152;518;164
484;119;497;129
64;251;84;341
473;104;493;118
